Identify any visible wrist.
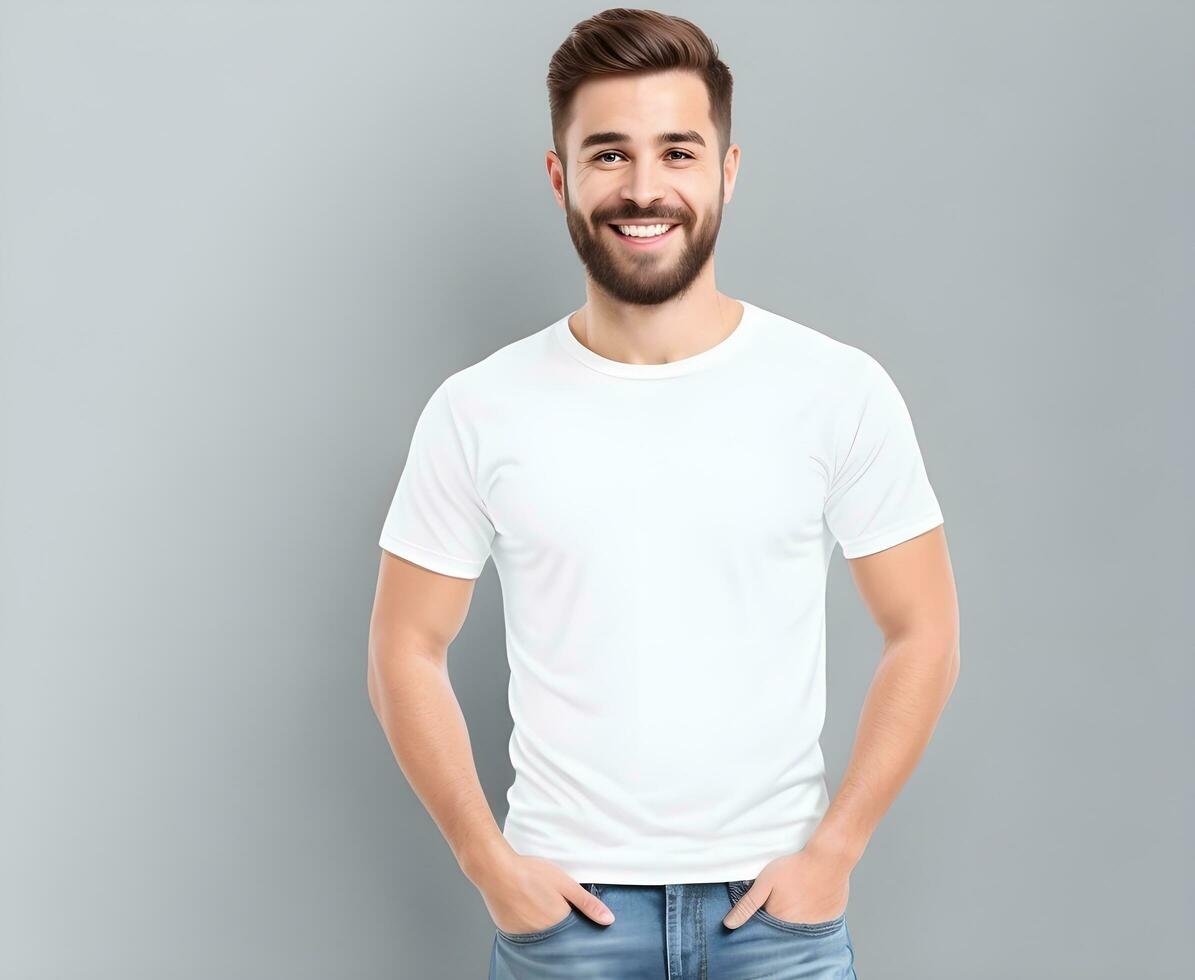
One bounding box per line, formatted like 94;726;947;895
804;828;868;871
458;833;517;885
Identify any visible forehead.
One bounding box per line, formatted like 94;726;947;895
565;70;712;146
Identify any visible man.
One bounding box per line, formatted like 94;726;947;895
368;9;959;979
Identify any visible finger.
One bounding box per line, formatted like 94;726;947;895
723;886;763;929
566;882;615;925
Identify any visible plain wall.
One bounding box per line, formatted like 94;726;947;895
1;1;1191;977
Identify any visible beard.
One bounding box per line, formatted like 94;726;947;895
563;174;725;307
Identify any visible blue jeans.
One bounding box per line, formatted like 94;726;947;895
488;878;858;979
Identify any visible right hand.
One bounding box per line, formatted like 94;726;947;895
475;852;615;934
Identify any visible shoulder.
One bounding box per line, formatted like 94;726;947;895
431;317;558;420
746;301;881;391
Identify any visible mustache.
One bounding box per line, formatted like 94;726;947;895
598;213;687;224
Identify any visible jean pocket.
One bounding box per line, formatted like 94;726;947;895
495;882;599;944
726;878;847;937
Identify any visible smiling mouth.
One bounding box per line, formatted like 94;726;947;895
608;222;681;242
611;223;678;237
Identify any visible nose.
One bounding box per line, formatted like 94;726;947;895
620;163;667;210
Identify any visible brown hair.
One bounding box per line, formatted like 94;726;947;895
546;8;734;171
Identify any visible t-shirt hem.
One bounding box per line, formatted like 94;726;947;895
379;532;485;579
508;839;819;886
560;863;783;886
838;511;945;559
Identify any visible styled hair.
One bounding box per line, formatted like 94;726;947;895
546;8;734;170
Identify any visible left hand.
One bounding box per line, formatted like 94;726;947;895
722;846;852;929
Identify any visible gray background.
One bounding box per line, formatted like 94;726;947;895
1;1;1191;978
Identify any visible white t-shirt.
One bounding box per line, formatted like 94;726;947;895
378;300;944;885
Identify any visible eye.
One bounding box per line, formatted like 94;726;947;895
593;150;696;163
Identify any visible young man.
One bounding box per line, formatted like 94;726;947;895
368;9;959;979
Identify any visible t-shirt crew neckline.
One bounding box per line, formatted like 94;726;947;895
552;300;762;379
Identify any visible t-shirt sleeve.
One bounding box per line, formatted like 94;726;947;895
823;353;944;559
378;377;495;579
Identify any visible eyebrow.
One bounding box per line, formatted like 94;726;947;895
579;130;707;150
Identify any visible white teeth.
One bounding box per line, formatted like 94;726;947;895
616;223;673;238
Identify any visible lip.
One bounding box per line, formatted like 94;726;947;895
607;222;681;249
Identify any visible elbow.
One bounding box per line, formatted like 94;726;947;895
366;636;385;717
947;639;961;690
366;656;378;714
926;610;961;692
941;631;961;693
888;626;960;694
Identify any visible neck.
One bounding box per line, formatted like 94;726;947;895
570;288;744;367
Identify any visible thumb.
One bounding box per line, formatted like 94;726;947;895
723;882;765;929
568;882;615;925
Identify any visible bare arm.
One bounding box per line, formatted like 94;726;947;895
366;549;511;881
725;524;959;928
805;523;961;869
367;549;614;931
